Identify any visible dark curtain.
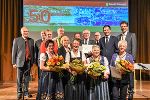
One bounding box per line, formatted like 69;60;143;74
0;0;23;81
0;0;150;81
129;0;150;63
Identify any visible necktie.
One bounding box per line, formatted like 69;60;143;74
25;40;31;61
121;33;125;40
106;37;108;45
57;37;61;47
96;41;99;45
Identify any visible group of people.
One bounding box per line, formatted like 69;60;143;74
12;21;137;100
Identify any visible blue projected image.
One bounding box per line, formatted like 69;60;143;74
24;6;128;32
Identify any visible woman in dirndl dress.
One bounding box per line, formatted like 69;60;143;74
110;40;134;100
65;39;87;100
87;45;110;100
36;40;64;100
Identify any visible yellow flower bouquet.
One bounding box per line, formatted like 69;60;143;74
87;62;106;79
69;59;86;74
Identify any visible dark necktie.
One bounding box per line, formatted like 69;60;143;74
96;41;99;45
105;37;109;45
25;40;31;61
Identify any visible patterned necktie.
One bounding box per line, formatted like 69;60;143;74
25;40;31;61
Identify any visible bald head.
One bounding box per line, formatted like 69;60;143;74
21;27;29;38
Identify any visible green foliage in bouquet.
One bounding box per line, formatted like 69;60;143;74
87;62;106;79
69;59;86;74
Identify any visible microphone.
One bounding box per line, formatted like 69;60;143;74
137;63;148;70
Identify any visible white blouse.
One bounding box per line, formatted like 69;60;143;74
65;50;86;63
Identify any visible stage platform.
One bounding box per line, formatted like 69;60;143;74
0;81;149;100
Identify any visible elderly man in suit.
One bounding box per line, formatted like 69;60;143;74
94;32;101;45
81;29;94;45
12;27;34;99
80;29;94;58
117;21;137;100
35;30;46;79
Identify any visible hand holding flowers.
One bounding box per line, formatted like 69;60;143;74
87;61;106;79
46;55;65;72
116;60;134;74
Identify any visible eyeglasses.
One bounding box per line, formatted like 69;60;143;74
24;31;29;32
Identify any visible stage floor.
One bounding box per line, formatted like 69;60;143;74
0;81;149;100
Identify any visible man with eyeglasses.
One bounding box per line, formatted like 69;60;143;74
80;29;94;58
94;32;101;45
81;29;94;45
12;27;34;99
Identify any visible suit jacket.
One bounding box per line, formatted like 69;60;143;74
58;46;67;60
94;40;100;45
117;32;137;60
99;35;119;63
80;39;94;45
12;37;34;67
35;39;43;66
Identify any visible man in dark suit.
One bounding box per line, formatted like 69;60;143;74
99;25;119;63
94;32;101;45
12;27;34;99
80;29;94;45
35;30;46;79
117;21;137;100
80;29;94;58
99;25;119;99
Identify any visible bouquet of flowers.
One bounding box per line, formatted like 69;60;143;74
87;61;106;79
46;55;65;72
69;59;86;74
115;60;134;74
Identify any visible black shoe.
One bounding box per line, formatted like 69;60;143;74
25;93;32;98
17;93;22;100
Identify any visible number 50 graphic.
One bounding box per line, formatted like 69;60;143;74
29;9;51;23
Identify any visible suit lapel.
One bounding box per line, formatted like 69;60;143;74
118;34;121;41
102;37;106;47
107;36;112;46
19;37;25;50
125;32;131;42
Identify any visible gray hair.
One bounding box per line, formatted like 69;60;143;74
118;40;127;47
92;45;100;50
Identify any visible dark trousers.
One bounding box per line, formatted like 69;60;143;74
112;81;128;100
17;60;31;95
129;72;134;89
37;60;41;80
108;77;113;100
